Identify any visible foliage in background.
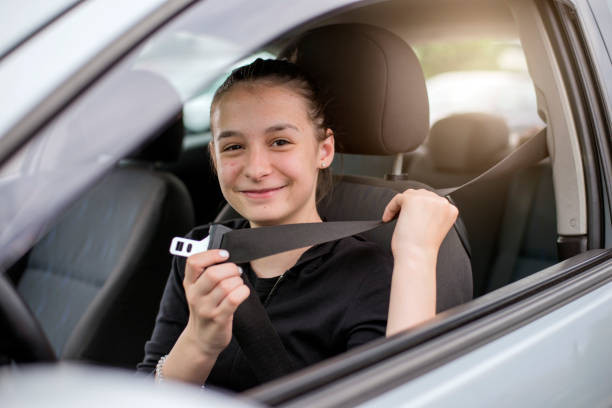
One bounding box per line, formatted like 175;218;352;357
414;40;526;78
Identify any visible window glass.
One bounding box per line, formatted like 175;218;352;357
182;51;275;135
416;40;544;145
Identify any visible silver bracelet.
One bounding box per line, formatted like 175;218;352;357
155;354;168;383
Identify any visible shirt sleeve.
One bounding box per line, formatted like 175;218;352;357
340;244;393;350
136;252;189;374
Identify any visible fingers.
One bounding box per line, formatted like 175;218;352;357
192;276;249;322
382;193;405;222
184;249;230;284
382;189;458;223
186;260;242;294
214;285;250;320
385;189;459;257
183;254;247;323
205;276;245;308
446;200;459;222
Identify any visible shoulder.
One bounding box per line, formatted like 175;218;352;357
333;235;391;262
328;235;393;279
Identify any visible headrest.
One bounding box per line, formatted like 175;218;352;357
130;112;184;163
282;24;428;155
428;113;510;172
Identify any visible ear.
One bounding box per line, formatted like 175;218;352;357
318;128;335;169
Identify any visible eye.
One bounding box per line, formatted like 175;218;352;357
222;144;243;152
272;139;291;147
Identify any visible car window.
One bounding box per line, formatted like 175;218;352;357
417;40;544;143
334;39;544;179
182;51;276;136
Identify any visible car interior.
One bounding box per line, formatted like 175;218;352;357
4;0;576;391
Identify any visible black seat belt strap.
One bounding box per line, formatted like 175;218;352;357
232;274;298;383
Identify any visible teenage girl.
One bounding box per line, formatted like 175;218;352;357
138;59;458;391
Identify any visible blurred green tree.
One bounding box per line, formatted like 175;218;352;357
415;40;525;78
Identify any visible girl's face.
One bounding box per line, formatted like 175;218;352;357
210;82;334;227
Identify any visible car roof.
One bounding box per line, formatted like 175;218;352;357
0;0;166;140
0;0;82;58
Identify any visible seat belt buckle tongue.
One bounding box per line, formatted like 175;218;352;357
169;236;209;257
169;224;233;257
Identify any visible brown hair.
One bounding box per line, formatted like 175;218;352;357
209;58;333;203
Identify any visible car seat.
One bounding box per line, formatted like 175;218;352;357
15;108;195;368
486;159;558;291
405;114;557;295
406;113;513;295
217;23;473;311
406;113;511;187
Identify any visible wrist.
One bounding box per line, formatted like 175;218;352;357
162;329;220;385
182;324;224;360
392;244;438;267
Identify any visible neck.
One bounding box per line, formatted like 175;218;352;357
249;210;322;229
249;204;322;278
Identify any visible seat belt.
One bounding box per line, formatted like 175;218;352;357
169;127;548;383
231;274;299;383
170;127;548;263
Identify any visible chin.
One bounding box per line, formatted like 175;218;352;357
238;206;291;227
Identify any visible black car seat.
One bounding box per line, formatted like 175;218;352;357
407;113;511;188
486;159;558;291
405;114;557;295
217;23;472;311
15;113;195;368
406;113;513;295
331;153;396;178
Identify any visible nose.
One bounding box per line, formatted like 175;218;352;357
243;145;272;181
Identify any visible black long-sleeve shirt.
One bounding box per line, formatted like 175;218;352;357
137;219;393;392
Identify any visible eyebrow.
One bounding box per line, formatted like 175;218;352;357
265;123;299;133
216;130;242;141
216;123;299;141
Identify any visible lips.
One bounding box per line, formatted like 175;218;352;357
240;185;286;199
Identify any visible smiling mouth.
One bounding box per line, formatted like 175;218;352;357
240;186;286;198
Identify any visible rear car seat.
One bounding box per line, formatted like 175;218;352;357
15;113;195;368
406;113;512;295
486;160;558;291
406;113;557;295
406;113;511;188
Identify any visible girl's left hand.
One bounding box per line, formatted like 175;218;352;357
382;189;458;261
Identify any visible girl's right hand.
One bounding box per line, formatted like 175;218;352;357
182;249;250;359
